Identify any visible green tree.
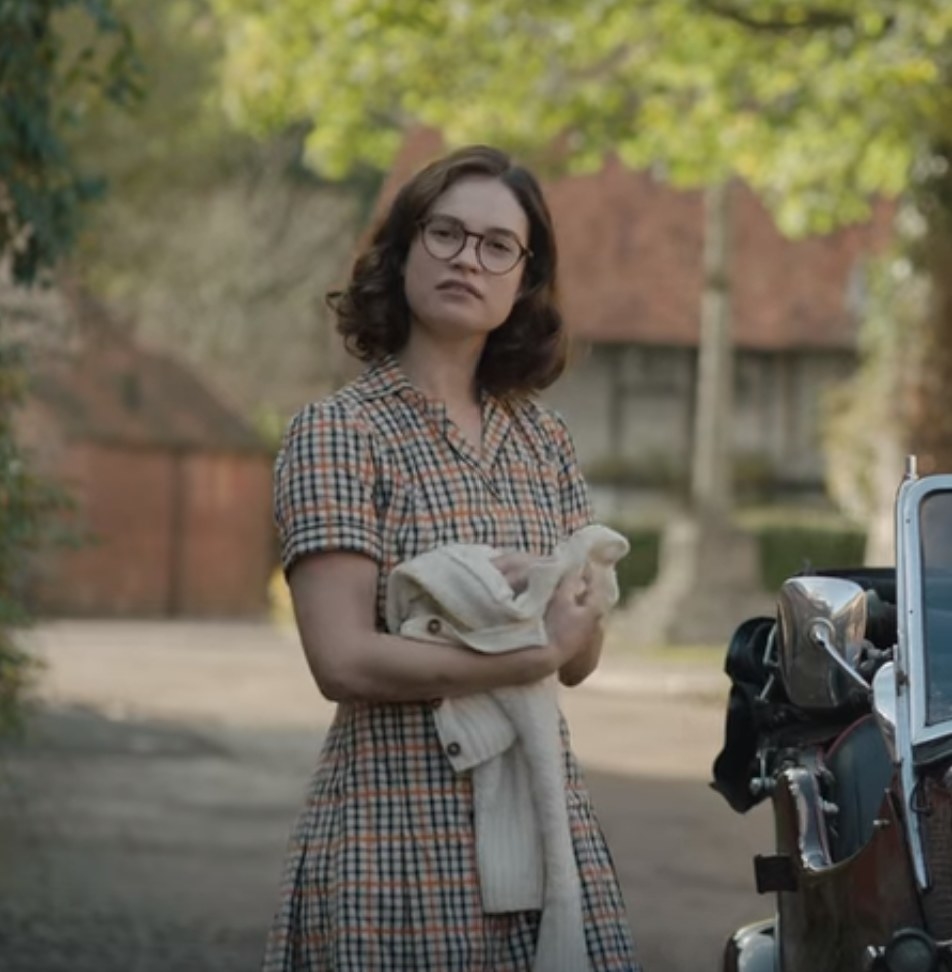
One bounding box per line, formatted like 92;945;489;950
211;0;952;535
0;0;137;728
65;0;368;424
1;0;139;283
213;2;945;229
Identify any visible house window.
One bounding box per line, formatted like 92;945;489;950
603;345;685;396
734;354;762;406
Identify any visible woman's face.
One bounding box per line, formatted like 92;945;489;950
403;175;529;344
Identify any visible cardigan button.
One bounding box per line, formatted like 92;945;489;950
426;618;442;635
446;742;462;757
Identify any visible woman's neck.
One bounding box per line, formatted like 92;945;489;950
397;337;483;409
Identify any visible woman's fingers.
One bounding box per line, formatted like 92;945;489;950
545;569;601;663
491;551;535;593
493;555;597;611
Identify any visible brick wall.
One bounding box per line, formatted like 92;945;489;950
25;438;274;618
175;452;275;616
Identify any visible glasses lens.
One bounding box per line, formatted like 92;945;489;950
479;233;521;274
422;218;464;259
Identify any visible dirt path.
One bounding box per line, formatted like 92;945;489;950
0;621;771;971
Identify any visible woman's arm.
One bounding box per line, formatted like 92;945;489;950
494;552;604;688
558;624;604;687
289;552;598;703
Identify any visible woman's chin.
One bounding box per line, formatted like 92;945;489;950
419;308;501;339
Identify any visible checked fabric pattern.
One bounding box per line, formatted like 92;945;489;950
264;355;640;971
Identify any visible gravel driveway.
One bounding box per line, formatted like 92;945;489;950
0;620;770;971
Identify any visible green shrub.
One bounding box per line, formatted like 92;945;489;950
587;451;797;503
0;641;37;733
0;0;138;732
754;525;867;591
585;455;687;492
604;520;868;604
606;525;661;605
0;346;72;733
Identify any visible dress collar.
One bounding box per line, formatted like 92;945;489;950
356;354;514;474
357;354;416;401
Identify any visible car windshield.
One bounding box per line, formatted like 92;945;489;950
920;490;952;724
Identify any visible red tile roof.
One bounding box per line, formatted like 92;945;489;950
376;130;894;352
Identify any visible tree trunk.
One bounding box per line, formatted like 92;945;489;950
691;179;734;521
908;144;952;476
619;180;771;647
860;146;952;565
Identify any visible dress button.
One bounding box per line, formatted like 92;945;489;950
426;618;442;635
446;742;462;757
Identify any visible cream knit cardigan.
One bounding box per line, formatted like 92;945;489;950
385;524;630;972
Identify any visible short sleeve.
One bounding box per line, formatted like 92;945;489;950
273;401;382;574
548;410;594;536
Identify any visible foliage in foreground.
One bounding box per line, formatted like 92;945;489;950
0;0;138;730
0;344;71;730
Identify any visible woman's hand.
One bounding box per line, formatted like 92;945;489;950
492;555;603;684
492;550;537;595
544;568;602;670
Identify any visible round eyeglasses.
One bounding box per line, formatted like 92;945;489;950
417;215;531;276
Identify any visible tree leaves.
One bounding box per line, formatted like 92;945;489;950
0;0;136;730
210;0;952;235
0;0;140;285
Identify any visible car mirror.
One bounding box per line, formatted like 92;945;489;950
777;576;870;710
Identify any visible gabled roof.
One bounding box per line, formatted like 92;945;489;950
377;130;894;352
28;289;269;454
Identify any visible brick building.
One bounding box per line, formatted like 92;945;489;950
15;293;275;618
377;131;895;510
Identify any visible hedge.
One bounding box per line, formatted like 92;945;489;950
756;525;867;591
608;522;867;606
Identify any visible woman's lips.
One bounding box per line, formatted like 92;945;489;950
437;279;482;299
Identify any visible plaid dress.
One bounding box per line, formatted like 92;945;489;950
264;355;640;971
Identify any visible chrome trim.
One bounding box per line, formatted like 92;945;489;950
777;576;868;709
895;469;926;888
872;661;898;762
786;765;832;872
896;477;952;754
810;617;871;695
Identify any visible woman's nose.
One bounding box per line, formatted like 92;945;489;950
451;235;481;269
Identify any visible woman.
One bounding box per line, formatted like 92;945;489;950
265;144;640;971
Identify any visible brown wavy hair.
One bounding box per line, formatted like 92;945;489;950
329;145;566;396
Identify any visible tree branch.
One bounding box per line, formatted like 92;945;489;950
696;1;858;33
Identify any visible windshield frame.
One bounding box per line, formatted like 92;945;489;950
897;475;952;762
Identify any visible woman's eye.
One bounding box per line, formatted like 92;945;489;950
429;223;461;241
487;237;517;254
